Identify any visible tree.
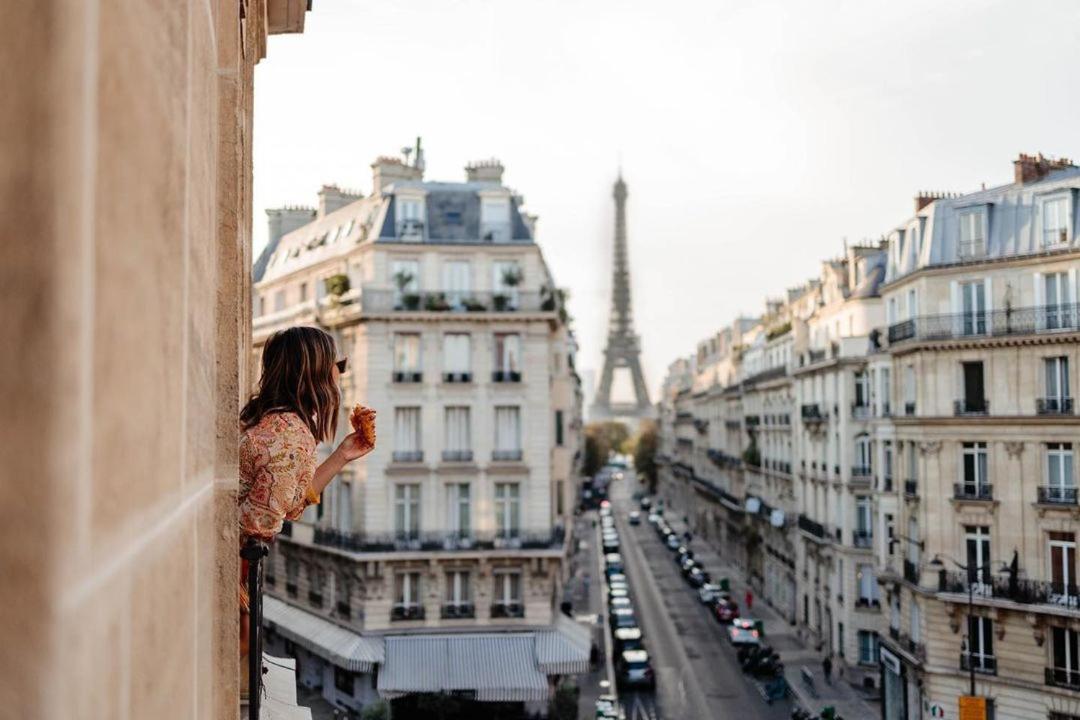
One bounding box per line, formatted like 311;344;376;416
630;420;659;492
583;421;632;477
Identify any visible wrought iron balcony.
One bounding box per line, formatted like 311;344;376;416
855;597;881;609
390;603;425;621
801;404;826;422
311;527;565;554
904;401;916;416
953;482;993;501
366;288;547;313
903;560;920;585
851;403;872;420
887;303;1079;345
853;530;873;549
954;398;989;415
392;371;422;383
441;450;474;462
1037;397;1075;415
443;372;473;383
492;449;523;462
798;514;826;540
440;602;476;619
745;415;761;428
492;370;522;383
1037;485;1079;505
851;465;873;482
491;602;525;618
904;479;918;497
1046;667;1080;691
938;570;1080;609
392;450;424;463
960;654;997;675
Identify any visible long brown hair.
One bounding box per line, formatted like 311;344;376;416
240;326;340;442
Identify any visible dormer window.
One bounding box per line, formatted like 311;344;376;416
481;196;511;243
958;209;986;259
1043;196;1070;247
397;197;425;241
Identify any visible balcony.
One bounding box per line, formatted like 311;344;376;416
365;288;548;314
1037;397;1075;415
938;570;1080;609
745;415;761;428
1046;667;1080;691
953;483;993;501
852;530;873;549
881;402;892;417
852;403;871;420
492;370;522;383
443;372;473;383
707;448;742;469
855;597;881;610
882;475;893;492
440;602;476;619
392;371;422;383
798;514;827;541
490;602;525;619
801;404;826;423
1037;485;1079;505
441;450;474;462
954;398;990;416
392;450;424;463
312;527;565;554
903;560;920;585
888;303;1080;345
851;465;873;484
904;401;916;416
904;479;918;498
960;654;997;675
391;604;425;621
492;449;523;462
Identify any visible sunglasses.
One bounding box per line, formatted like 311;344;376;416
335;357;349;374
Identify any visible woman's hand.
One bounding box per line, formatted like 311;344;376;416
336;430;375;462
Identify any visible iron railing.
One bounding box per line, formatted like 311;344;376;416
391;604;425;621
938;570;1080;609
1046;667;1080;690
1038;486;1079;505
887;303;1079;344
960;654;997;675
392;371;423;383
490;602;526;619
904;479;918;497
798;514;826;540
1037;397;1075;415
904;402;916;416
442;372;473;383
801;404;826;422
440;602;476;619
240;538;269;720
851;465;873;480
392;450;424;463
853;530;873;549
852;403;872;419
492;370;522;383
363;289;549;313
492;449;523;462
441;450;474;462
954;483;993;501
312;527;565;553
954;398;990;415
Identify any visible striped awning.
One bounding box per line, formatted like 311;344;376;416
536;615;592;674
262;596;384;672
378;634;549;702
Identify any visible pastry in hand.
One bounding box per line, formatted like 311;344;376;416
349;404;376;444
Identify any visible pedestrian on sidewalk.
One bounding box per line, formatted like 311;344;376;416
822;654;833;686
745;588;754;612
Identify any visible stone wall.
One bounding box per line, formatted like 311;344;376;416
0;1;303;717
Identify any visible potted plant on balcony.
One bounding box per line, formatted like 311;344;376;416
424;292;450;312
393;270;420;310
323;273;350;298
462;296;486;312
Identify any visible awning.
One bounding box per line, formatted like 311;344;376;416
378;634;549;702
536;615;592;674
263;595;384;672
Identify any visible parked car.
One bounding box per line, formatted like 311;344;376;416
647;513;661;525
612;627;644;653
679;557;699;576
728;622;761;646
639;497;652;510
595;695;622;719
607;572;628;587
616;649;656;690
609;608;638;630
665;535;680;550
698;583;723;604
628;511;641;525
609;596;632;611
608;586;629;601
675;547;694;564
602;537;621;553
687;567;708;588
714;600;740;623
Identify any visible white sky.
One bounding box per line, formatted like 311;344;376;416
254;0;1080;401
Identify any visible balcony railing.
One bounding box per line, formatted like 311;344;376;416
904;479;918;497
491;602;525;619
954;398;990;416
852;403;871;419
1038;485;1079;505
1037;397;1075;415
853;530;873;549
492;370;522;383
391;604;425;621
441;450;474;462
953;483;993;501
707;448;742;469
904;401;916;416
903;559;920;585
887;303;1079;344
392;450;424;463
1046;667;1080;691
851;465;873;481
960;654;997;675
440;602;476;619
745;415;761;427
855;597;881;609
939;570;1080;609
312;527;565;554
443;371;473;383
393;371;422;383
363;288;548;313
801;404;826;422
492;449;523;462
798;514;826;540
240;538;269;720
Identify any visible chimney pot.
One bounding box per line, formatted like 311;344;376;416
1014;152;1074;185
465;159;504;183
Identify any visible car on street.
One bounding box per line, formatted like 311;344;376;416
647;512;660;525
665;534;680;550
687;567;708;587
714;599;740;623
609;608;638;630
728;622;761;646
675;547;694;563
595;695;623;719
606;572;627;586
609;596;632;611
608;586;629;601
698;583;723;604
615;649;656;690
679;556;699;575
602;537;620;553
639;497;652;510
628;511;641;525
612;627;644;653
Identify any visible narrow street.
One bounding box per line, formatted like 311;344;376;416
608;477;793;720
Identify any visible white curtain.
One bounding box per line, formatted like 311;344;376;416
394;408;421;452
444;407;471;452
495;483;520;536
443;333;471;374
495;407;521;451
495;334;521;373
442;260;471;305
447;484;470;535
394;334;420;372
394;484;420;537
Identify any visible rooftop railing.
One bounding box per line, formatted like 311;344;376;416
311;527;565;554
888;303;1079;345
362;288;550;314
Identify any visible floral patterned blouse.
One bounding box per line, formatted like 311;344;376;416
239;411;320;540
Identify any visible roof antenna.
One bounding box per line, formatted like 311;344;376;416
414;136;425;172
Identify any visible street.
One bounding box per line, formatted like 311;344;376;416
608;477;793;720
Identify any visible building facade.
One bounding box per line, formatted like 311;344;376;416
250;149;588;715
658;154;1080;720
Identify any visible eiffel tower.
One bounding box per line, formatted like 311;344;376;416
591;173;653;421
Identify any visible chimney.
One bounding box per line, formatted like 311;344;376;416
317;184;362;217
465;159;504;183
1014;152;1075;185
266;206;316;248
914;191;956;214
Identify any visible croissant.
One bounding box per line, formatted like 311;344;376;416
349;404;376;444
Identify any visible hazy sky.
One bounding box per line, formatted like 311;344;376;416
254;0;1080;401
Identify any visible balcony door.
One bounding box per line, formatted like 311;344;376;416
442;260;471;309
962;362;986;412
1045;357;1071;411
961;442;989;498
959;280;987;335
965;525;992;591
967;616;994;671
1049;532;1077;608
447;483;471;540
1052;627;1080;688
1047;444;1075;504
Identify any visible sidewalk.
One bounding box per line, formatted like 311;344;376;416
657;497;880;720
564;511;614;715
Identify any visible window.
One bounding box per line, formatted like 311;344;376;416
394;484;420;540
258;295;266;317
331;480;352;531
857;564;878;605
299;282;308;302
857;631;878;665
447;484;471;539
273;289;285;312
443;333;471;380
961;443;990;499
481;198;511;242
838;623;845;658
493;570;522;605
1048;532;1076;606
441;260;472;308
854;434;872;475
492;260;522;307
887;297;898;325
960;361;987;413
856;497;873;538
1052;627;1080;688
907;517;920;567
959;280;987;335
556;479;565;515
555;410;565;447
854;371;870;410
958;210;986;258
965;526;992;587
910;601;921;646
334;667;354;695
494;406;522;460
393;333;421;380
493;333;522;380
906;288;918;320
1044;356;1072;412
446;570;471;606
1044;272;1073;330
397;198;424;239
1044;196;1070;247
443;407;471;461
394;571;421;606
1046;444;1075;504
393;407;422;462
879;368;891;416
889;594;900;633
883;441;893;490
966;616;995;672
391;259;420;294
904;365;916;414
494;483;521;539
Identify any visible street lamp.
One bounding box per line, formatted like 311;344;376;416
927;554;1007;697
